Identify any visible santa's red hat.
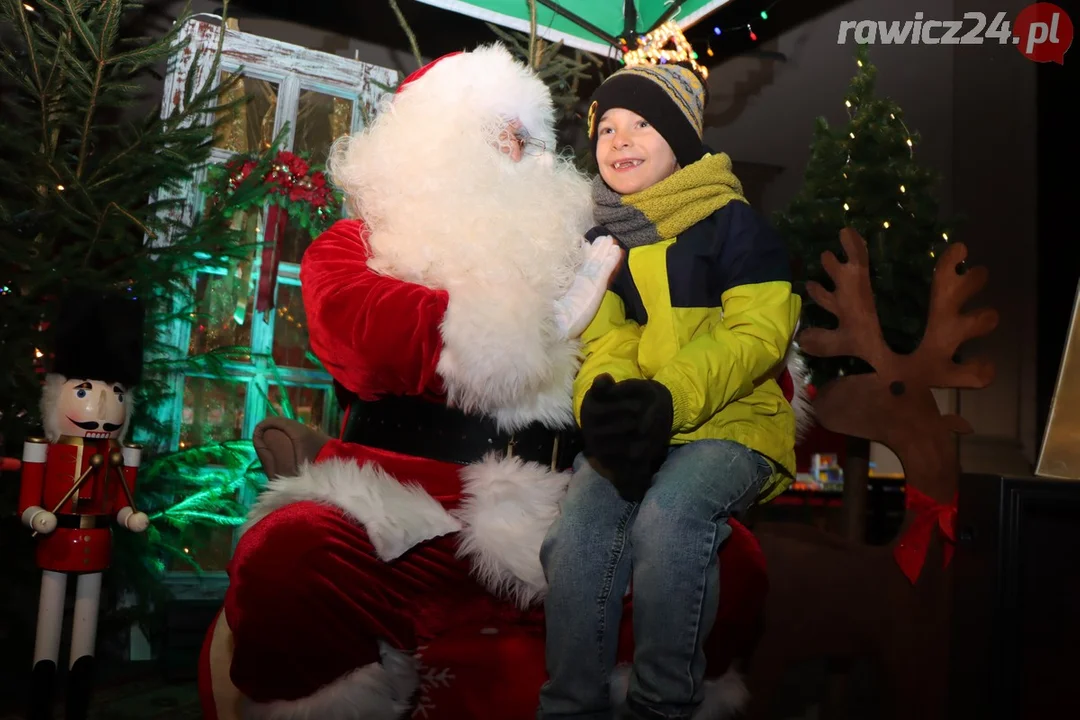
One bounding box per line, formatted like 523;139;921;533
396;51;462;95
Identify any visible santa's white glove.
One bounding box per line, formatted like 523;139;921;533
554;236;623;340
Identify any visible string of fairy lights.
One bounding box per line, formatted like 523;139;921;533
841;56;949;257
619;0;782;76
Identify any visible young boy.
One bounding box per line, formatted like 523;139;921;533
538;64;802;720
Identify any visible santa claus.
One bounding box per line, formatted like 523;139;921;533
200;44;808;720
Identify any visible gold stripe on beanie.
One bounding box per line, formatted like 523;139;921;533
615;65;705;138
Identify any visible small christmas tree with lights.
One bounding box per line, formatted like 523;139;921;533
775;44;956;540
776;43;955;387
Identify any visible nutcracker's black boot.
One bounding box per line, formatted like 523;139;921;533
28;659;56;720
65;655;96;720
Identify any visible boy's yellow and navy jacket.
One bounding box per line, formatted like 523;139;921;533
575;153;802;503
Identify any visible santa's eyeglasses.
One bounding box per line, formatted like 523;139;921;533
498;118;547;156
514;132;547;156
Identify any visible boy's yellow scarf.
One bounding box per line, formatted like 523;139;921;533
592;152;746;248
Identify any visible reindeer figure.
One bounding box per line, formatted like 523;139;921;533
745;228;999;720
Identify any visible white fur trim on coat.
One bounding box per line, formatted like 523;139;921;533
610;665;749;720
243;642;418;720
244;458;462;561
784;342;814;442
452;453;570;609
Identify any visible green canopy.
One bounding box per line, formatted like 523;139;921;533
415;0;735;56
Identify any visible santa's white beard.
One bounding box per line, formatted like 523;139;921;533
328;102;593;302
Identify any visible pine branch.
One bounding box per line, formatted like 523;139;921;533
527;0;538;70
387;0;422;70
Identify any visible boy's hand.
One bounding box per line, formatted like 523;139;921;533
580;374;674;502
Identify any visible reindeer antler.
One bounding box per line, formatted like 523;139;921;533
911;243;999;389
798;228;896;376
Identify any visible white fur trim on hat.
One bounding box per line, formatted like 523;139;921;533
244;458;463;561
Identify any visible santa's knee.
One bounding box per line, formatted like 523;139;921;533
225;501;391;704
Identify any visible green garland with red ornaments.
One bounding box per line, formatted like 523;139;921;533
201;149;342;239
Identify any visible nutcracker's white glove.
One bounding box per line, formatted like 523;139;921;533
554;235;622;340
22;506;57;535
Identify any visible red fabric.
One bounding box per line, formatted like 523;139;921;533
17;455;43;518
893;487;957;585
255;205;287;312
37;527;111;573
398;52;463;93
225;497;766;712
778;368;794;403
225;500;483;703
299;219;449;399
29;441;119;573
198;609;220;720
315;437;470;508
415;623;548;719
704;520;769;667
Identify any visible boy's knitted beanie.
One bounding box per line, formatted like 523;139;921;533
586;62;708;168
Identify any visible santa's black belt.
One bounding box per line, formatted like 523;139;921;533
340;394;582;472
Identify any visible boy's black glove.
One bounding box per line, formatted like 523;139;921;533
579;374;674;502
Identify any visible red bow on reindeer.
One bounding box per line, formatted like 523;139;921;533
893;486;957;585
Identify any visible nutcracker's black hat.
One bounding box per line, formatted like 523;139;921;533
52;287;145;388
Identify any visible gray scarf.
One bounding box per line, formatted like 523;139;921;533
591;176;662;249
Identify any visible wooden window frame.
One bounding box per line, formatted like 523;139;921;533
152;18;394;596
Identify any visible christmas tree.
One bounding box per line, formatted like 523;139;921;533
775;43;955;388
774;44;955;541
0;0;283;653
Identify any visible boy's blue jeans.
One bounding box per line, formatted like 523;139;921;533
537;439;772;720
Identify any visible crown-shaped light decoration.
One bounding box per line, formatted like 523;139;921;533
621;20;709;78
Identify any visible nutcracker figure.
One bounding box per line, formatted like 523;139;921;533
18;289;148;720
